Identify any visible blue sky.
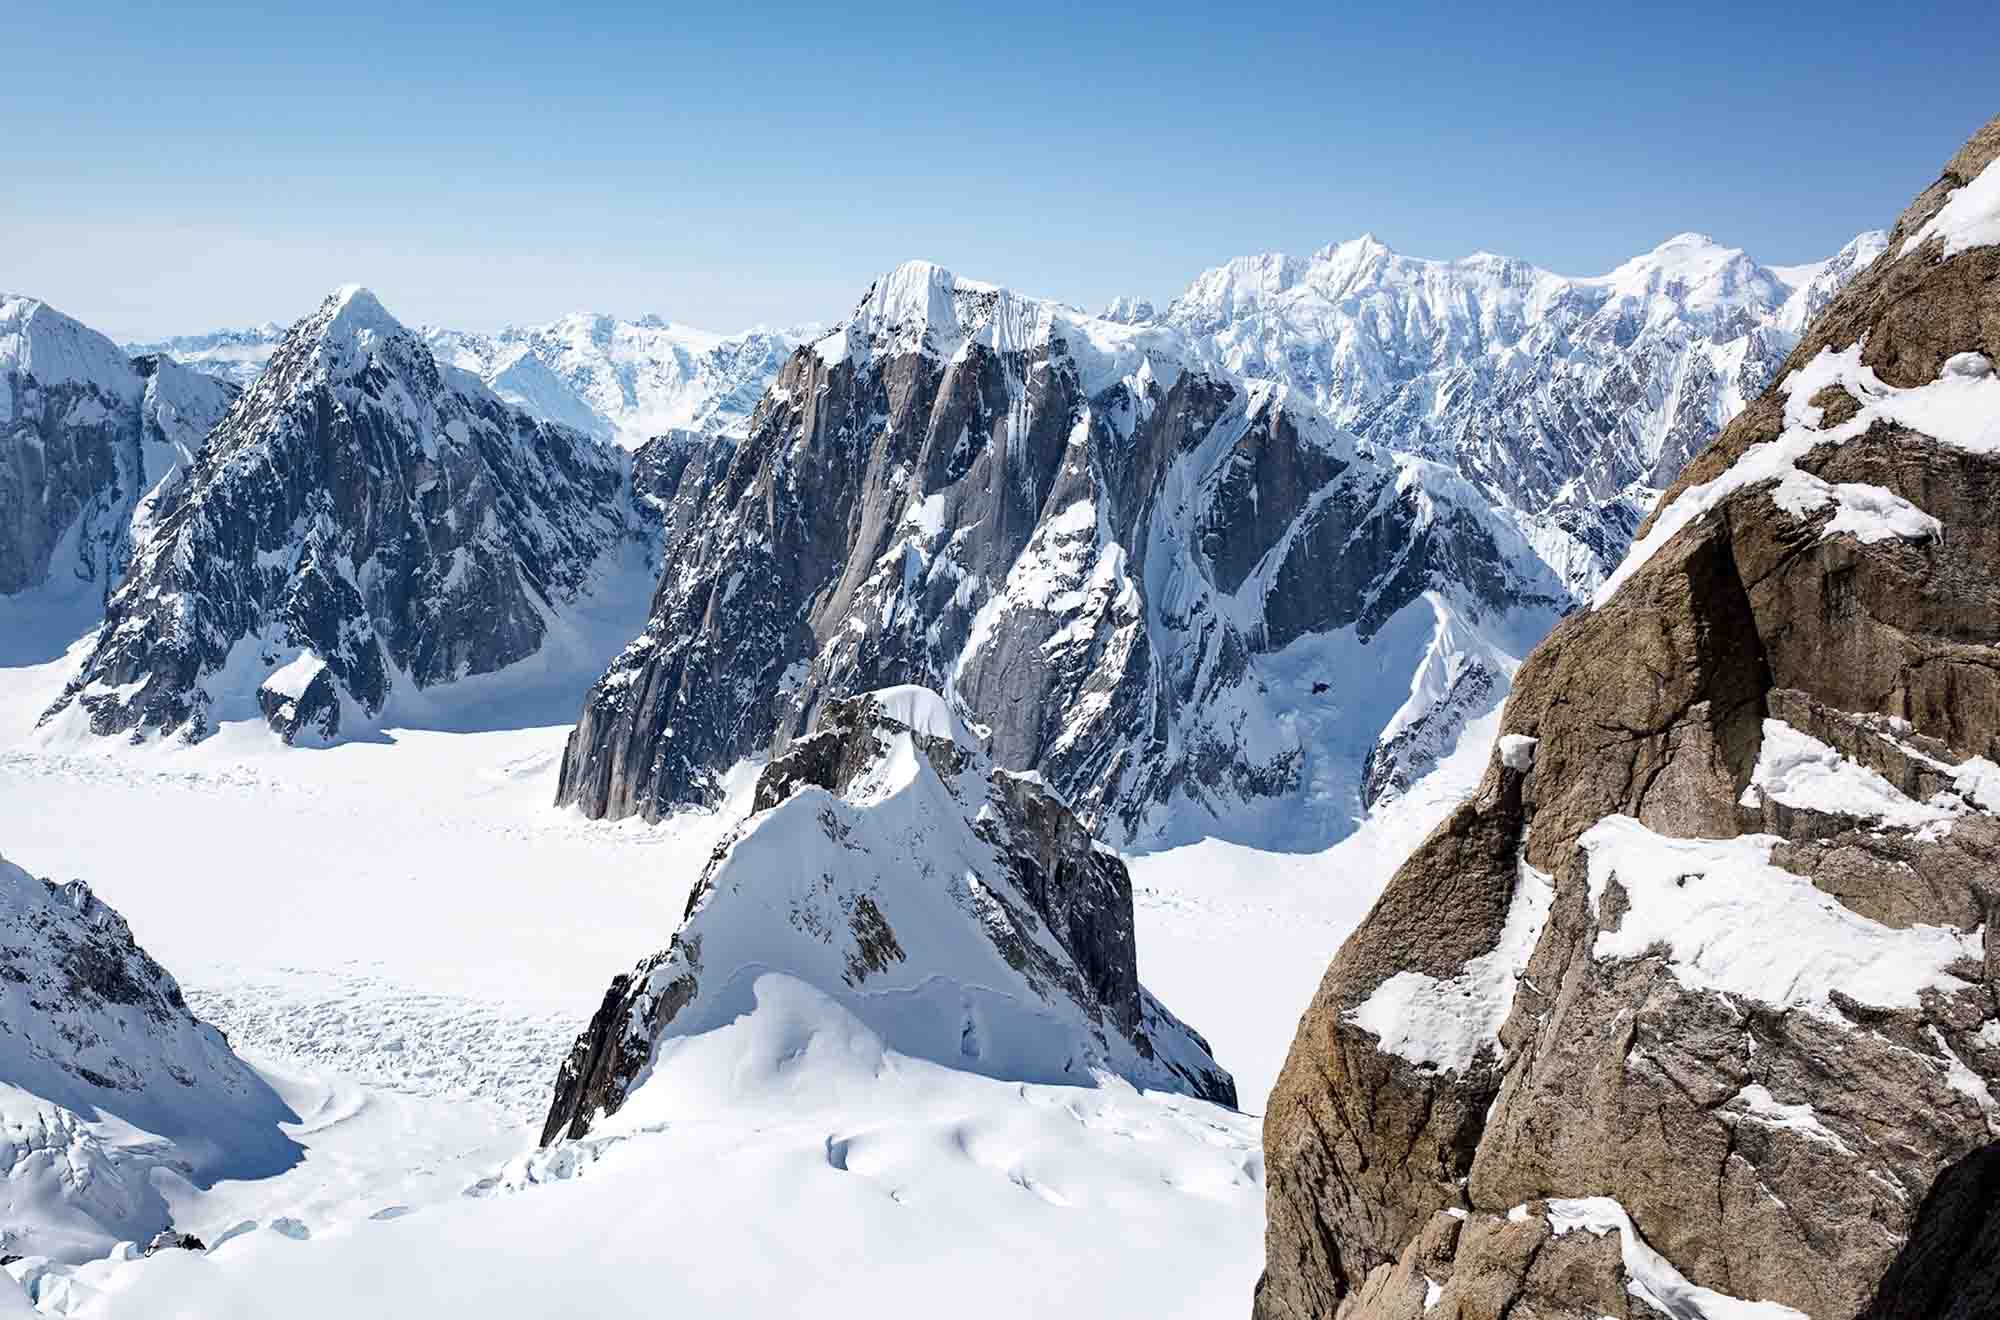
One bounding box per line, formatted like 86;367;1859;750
4;0;1994;339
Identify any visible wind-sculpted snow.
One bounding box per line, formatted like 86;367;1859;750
558;260;1573;849
2;295;236;602
0;850;299;1263
542;688;1235;1144
41;286;653;745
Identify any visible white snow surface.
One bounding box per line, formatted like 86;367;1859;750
0;620;1502;1313
1579;815;1983;1016
1544;1196;1808;1319
1497;734;1538;771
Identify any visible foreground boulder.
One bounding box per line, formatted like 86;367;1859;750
542;685;1234;1145
1259;115;2000;1319
0;850;298;1262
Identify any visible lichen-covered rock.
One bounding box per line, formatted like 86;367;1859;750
1259;114;2000;1320
541;685;1233;1146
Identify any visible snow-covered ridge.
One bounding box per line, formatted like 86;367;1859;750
1;295;145;399
2;294;237;601
812;258;1189;399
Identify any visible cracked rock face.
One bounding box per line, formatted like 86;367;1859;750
39;286;649;744
541;685;1234;1146
1258;115;2000;1320
1;295;236;600
555;265;1572;851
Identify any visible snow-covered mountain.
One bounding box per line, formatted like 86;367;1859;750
0;848;299;1262
543;685;1234;1147
130;314;818;449
1165;228;1887;597
41;286;657;745
2;296;236;602
556;259;1572;851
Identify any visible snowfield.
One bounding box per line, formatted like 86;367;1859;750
0;636;1496;1316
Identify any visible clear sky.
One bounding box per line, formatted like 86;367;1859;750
4;0;1994;340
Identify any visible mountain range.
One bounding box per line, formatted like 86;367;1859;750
11;227;1883;851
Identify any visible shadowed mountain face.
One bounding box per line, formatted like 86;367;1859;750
40;287;651;745
1258;114;2000;1320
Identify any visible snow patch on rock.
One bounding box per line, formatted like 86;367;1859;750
1345;856;1554;1074
1579;815;1982;1016
1545;1196;1809;1319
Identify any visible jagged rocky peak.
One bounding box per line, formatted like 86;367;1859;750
40;283;645;745
555;244;1572;851
1259;114;2000;1320
540;684;1234;1146
1;294;236;599
0;848;299;1262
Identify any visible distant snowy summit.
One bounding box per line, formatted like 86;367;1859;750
542;685;1234;1147
1165;227;1888;595
131;311;821;449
